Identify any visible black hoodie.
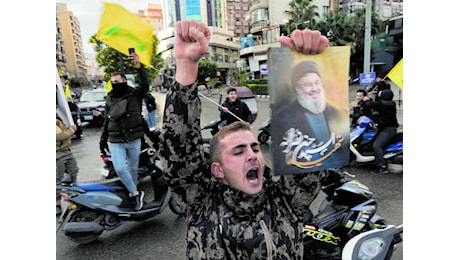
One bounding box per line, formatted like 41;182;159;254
220;97;252;125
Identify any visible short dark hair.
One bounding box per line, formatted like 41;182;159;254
111;72;127;80
356;89;367;96
227;87;237;94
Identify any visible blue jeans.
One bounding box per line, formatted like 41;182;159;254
372;127;397;168
147;110;157;128
110;138;141;193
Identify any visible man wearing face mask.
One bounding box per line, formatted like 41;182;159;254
99;52;148;211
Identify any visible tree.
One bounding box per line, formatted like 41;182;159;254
311;11;358;51
309;7;383;78
89;34;164;83
284;0;320;35
197;59;218;88
347;7;383;77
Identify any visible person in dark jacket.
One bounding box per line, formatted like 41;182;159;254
99;52;148;211
362;89;399;174
159;20;330;259
350;89;373;126
368;74;390;101
219;87;252;126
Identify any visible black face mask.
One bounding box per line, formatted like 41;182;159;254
111;82;128;97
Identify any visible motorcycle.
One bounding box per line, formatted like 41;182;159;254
302;168;401;259
257;117;271;144
342;224;403;260
56;128;184;244
349;116;403;165
56;166;184;244
202;119;224;137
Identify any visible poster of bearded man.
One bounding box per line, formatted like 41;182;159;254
269;46;350;176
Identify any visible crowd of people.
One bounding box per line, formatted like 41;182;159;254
57;19;400;258
349;75;399;174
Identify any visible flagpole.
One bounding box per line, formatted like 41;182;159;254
149;65;247;125
198;92;245;123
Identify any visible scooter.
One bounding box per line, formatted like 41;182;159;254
100;127;161;180
201;119;223;136
56;153;183;244
349;116;403;165
342;224;403;260
302;168;400;259
257;117;271;144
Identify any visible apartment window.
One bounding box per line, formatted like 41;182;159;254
250;8;268;26
185;0;201;21
322;6;329;17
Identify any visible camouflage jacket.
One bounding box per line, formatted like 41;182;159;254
160;81;327;260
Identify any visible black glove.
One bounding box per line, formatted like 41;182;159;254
99;139;109;156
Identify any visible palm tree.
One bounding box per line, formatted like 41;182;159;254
284;0;320;35
348;7;383;77
312;11;358;50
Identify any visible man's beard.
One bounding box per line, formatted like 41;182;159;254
297;91;326;114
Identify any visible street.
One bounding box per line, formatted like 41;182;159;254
56;86;403;259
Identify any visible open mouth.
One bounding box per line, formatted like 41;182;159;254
246;168;259;183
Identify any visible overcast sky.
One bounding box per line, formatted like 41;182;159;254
57;0;156;54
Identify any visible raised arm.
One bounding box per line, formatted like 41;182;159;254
174;20;211;85
159;21;212;212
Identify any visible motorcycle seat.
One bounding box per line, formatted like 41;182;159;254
78;177;127;191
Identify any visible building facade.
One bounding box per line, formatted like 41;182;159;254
139;1;165;35
56;3;87;80
240;0;403;79
56;7;67;79
157;0;241;84
55;0;402;85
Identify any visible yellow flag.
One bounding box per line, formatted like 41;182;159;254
65;83;73;102
105;80;112;95
387;59;403;89
96;2;153;67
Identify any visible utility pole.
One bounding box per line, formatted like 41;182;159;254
363;0;373;73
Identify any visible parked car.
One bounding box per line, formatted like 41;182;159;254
76;89;106;126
